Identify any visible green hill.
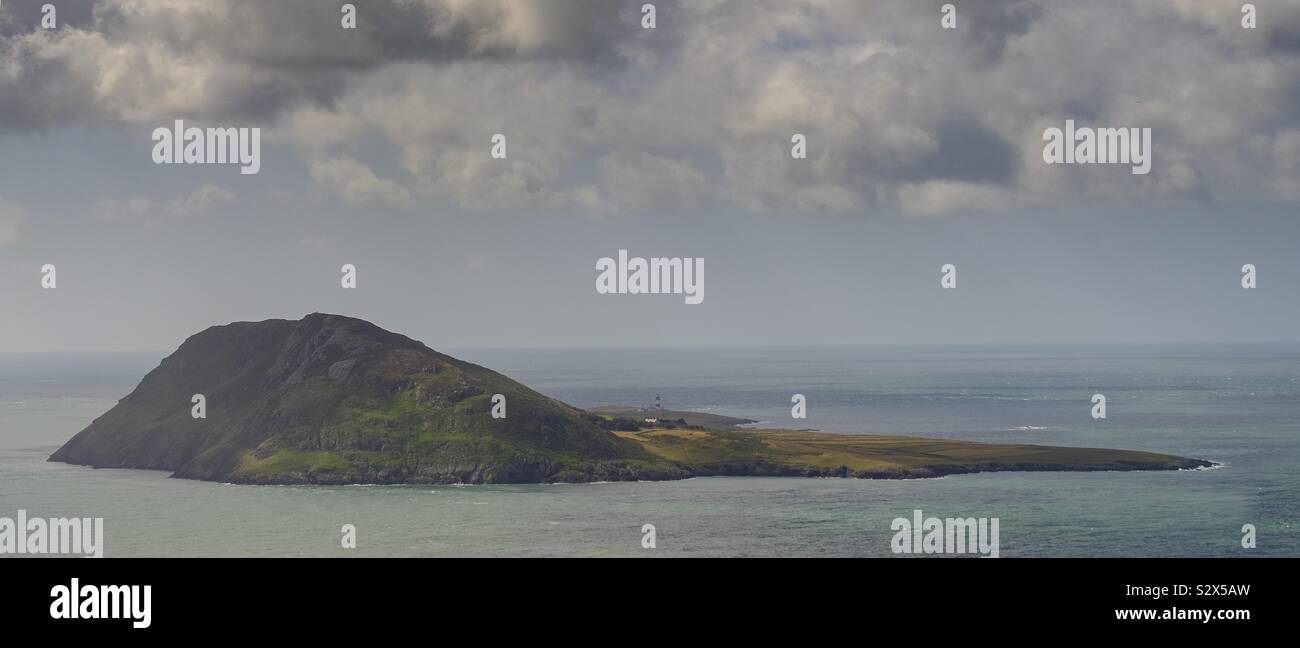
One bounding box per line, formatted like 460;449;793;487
50;313;682;483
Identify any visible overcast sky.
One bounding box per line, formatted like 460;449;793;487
2;0;1299;352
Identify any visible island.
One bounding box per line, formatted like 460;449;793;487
49;314;1213;484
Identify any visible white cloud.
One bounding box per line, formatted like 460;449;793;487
309;156;412;209
898;181;1013;217
585;151;711;214
93;196;155;221
92;185;236;222
169;184;238;217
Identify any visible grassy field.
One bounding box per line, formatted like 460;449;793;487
615;427;1212;478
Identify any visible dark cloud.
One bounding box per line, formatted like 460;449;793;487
970;0;1041;62
196;0;630;67
924;0;1042;64
903;119;1019;186
1263;5;1300;55
0;41;97;130
0;0;652;125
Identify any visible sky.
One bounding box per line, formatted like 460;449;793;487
1;0;1298;352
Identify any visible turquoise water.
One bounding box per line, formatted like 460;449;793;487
0;345;1295;557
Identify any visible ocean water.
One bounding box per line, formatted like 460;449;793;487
0;345;1295;557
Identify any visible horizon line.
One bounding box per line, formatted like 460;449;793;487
4;339;1300;355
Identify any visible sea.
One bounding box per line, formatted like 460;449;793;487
0;344;1296;557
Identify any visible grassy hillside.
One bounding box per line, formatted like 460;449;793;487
51;314;683;484
617;428;1212;478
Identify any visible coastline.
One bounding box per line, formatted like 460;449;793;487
51;423;1215;486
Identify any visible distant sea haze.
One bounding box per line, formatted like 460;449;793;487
1;344;1295;557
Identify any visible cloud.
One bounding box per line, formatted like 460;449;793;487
309;156;411;208
93;184;236;221
1249;128;1300;202
897;181;1013;217
0;0;637;128
169;183;238;216
579;150;712;215
2;0;1298;215
958;0;1043;64
92;196;154;220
